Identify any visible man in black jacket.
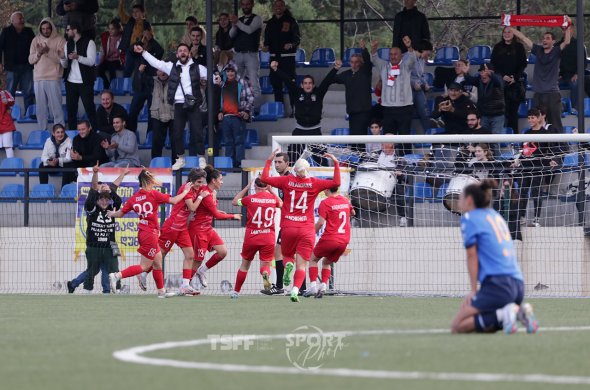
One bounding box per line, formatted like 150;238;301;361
55;0;99;40
0;12;35;111
392;0;431;53
70;120;108;178
332;39;373;152
264;0;300;114
96;89;128;136
270;59;338;164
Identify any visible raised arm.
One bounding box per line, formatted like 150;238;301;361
560;26;572;51
112;166;130;188
269;61;297;91
261;149;287;188
509;27;533;51
139;46;173;75
91;162;100;190
232;180;254;206
315;153;341;190
236;15;262;35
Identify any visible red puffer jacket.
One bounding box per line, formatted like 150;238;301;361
0;90;15;134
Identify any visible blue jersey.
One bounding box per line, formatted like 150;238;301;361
461;208;523;283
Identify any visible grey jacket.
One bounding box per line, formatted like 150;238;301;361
106;129;140;166
150;76;174;122
373;51;417;107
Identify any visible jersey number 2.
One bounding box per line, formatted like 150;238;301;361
337;211;347;234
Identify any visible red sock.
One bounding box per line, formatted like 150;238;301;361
260;266;271;276
183;269;192;280
191;269;197;278
293;269;306;289
309;266;319;283
153;269;164;290
234;270;248;293
146;266;153;274
205;253;223;269
321;268;331;284
121;265;143;278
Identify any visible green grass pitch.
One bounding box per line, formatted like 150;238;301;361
2;295;590;390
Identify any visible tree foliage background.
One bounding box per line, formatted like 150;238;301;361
10;0;590;58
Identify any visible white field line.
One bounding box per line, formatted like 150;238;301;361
113;326;590;385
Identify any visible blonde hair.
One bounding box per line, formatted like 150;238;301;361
138;169;162;188
293;159;310;177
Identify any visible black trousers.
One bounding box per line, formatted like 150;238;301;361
84;246;118;290
533;91;563;132
151;118;176;161
269;56;297;109
504;84;522;133
38;162;76;188
128;90;152;133
288;127;326;166
66;80;97;131
97;60;122;89
382;105;414;156
174;104;204;156
518;173;544;220
348;110;372;153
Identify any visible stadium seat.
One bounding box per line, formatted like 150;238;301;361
414;182;433;203
139;131;153;150
61;80;66;96
584;98;590;117
110;77;130;96
338;154;359;165
20;130;50;150
295;48;306;66
259;76;273;94
562;153;579;168
0;157;24;176
0;183;24;202
93;77;104;95
498;151;516;161
377;47;389;62
11;104;21;121
244;128;260;149
17;104;37;123
66;130;78;139
259;50;271;69
425;127;446;135
528;53;536;64
432;46;460;65
424;72;434;88
183;156;201;168
518;102;529;118
12;131;22;148
342;48;362;67
308;48;335;67
255;102;284;121
149;157;171;168
56;183;78;202
427;99;435;115
435;183;449;202
138;103;149;122
214;156;233;169
30;183;56;202
562;98;572;117
404;153;423;165
331;127;350;136
29;157;43;177
500;127;514;147
466;45;491;65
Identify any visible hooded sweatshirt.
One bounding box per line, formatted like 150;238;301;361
28;18;66;81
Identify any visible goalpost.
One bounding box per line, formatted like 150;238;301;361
272;133;590;297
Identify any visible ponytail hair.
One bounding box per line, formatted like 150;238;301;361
204;165;222;184
463;179;497;208
138;169;162;188
254;178;267;188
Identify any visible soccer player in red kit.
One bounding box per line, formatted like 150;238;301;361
190;166;242;288
229;178;283;298
307;186;354;298
261;149;341;302
107;169;193;298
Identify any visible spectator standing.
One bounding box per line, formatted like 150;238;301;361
127;28;163;133
101;115;141;167
215;13;233;68
392;0;430;53
136;43;208;170
510;26;571;132
411;39;433;133
28;18;66;132
70;119;108;174
150;69;176;161
230;0;263;105
491;27;528;133
216;62;254;168
39;124;74;188
0;80;16;159
97;19;124;89
118;0;151;77
558;26;587;113
55;0;99;40
332;39;373;147
60;21;97;131
264;0;300;114
371;41;418;155
96;89;128;136
366;120;383;154
0;12;35;112
181;16;207;47
189;26;207;67
463;64;505;137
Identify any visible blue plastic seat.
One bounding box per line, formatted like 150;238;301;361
308;48;335;67
433;46;460;65
0;157;24;176
528;53;536;64
255;102;284;121
149;157;171;168
295;48;306;66
93;77;104;95
11;104;21;121
244;128;259;149
12;131;23;148
343;48;362;67
467;45;491;65
518;102;529;118
138;103;149;122
29;157;43;177
423;72;434;88
426;127;446;135
562;97;572;117
522;71;531;90
139;131;153;150
404;153;423;165
259;76;273;94
17;104;37;123
20;130;50;150
376;47;389;62
259;50;271;69
498;151;516;161
331;127;350;136
338;154;359;164
214;156;233;169
56;183;78;202
30;183;56;202
66;130;78;139
583;98;590;117
110;77;130;96
183;156;201;168
61;80;66;96
0;183;24;202
435;183;449;202
563;153;578;168
414;182;433;203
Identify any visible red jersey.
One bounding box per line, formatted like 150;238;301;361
242;191;281;243
188;185;234;232
261;159;340;228
163;183;197;231
318;195;352;244
121;188;171;231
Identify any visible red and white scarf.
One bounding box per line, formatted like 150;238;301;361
501;14;572;28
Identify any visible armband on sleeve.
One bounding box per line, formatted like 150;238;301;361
237;198;243;207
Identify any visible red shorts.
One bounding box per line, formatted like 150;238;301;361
280;226;315;260
138;228;160;260
313;239;348;263
159;228;192;252
192;229;224;261
241;242;275;262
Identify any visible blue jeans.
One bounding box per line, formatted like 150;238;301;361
6;65;34;111
412;89;430;133
220;115;245;167
71;262;110;293
566;78;579;110
481;115;505;157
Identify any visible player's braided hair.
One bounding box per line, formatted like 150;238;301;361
464;179;497;208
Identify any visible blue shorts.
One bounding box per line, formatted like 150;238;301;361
471;275;524;333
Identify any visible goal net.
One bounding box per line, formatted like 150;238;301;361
273;133;590;297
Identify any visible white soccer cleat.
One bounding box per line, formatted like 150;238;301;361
502;303;519;335
137;273;147;291
517;302;539;334
189;276;201;291
196;267;208;288
178;285;200;296
108;273;118;294
230;291;239;299
157;291;176;298
172;156;186;171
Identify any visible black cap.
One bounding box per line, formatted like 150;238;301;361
447;82;463;91
478;63;494;72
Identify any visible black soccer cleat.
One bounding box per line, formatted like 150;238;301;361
260;285;284;295
67;281;75;294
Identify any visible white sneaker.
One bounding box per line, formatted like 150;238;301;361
531;218;541;227
198;156;207;169
196;267;208;288
108;273;118;294
179;285;200;296
172;156;186;171
137;273;147;291
189;276;201;291
399;217;408;227
502;303;518;335
230;291;239;299
157;291;176;298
